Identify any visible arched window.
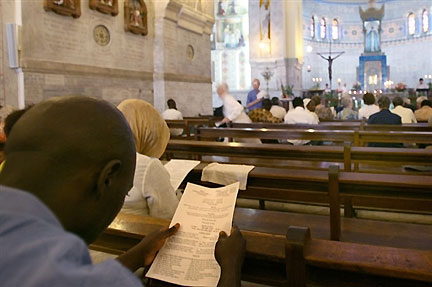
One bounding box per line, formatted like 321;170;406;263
320;17;326;39
408;13;416;35
311;16;315;38
332;19;339;40
423;9;429;33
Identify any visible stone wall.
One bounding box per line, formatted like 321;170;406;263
20;0;155;106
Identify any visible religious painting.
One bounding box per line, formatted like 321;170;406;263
124;0;147;36
259;0;271;40
44;0;81;18
89;0;118;16
217;19;245;49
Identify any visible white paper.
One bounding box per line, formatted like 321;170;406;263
256;90;266;99
146;182;240;287
164;160;200;191
201;162;255;190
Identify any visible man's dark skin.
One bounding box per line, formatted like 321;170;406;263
0;96;245;286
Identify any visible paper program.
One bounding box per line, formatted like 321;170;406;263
146;182;240;287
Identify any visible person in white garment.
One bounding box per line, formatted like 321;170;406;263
269;97;287;120
284;97;319;145
162;99;183;137
217;83;260;143
118;99;179;219
391;96;417;124
358;92;380;120
217;83;252;125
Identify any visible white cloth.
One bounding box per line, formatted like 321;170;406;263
222;93;251;123
391;105;417;124
270;105;286;120
284;106;319;145
417;83;429;89
122;153;179;219
201;162;255;190
162;108;183;136
358;104;380;120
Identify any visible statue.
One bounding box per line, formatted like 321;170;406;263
365;22;380;52
260;0;271;40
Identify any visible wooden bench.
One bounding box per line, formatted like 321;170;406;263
183;164;432;236
230;122;432;132
197;127;432;147
286;226;432;287
165;118;213;139
165;140;432;173
90;210;432;286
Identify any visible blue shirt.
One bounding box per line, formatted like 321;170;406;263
247;89;262;111
0;186;142;287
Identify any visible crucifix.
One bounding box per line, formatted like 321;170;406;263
317;40;344;92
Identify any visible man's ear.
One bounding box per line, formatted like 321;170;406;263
96;160;122;200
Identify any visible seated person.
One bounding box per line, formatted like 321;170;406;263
391;96;416;123
358;93;380;120
284;97;318;145
303;98;320;122
311;95;334;121
118;99;179;219
368;96;402;147
269;97;286;120
415;100;432;122
0;96;245;287
161;99;183;136
248;99;282;123
337;96;358;120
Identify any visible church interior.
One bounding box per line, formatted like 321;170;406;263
0;0;432;286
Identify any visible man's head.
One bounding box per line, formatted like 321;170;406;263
341;96;353;109
392;96;403;108
419;78;424;84
378;96;391;110
252;79;260;90
363;93;376;105
217;83;229;98
262;99;272;111
0;96;136;244
421;100;432;108
292;97;304;108
417;96;427;108
271;97;280;106
167;99;177;110
311;95;322;106
3;106;33;138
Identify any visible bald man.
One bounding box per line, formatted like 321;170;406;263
0;96;245;287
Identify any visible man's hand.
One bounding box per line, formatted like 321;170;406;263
247;97;263;108
215;225;246;287
116;223;180;272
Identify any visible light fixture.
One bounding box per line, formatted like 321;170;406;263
306;45;313;53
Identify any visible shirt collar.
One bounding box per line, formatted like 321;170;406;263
294;107;305;111
0;185;62;228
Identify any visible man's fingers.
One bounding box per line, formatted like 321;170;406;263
166;223;180;237
218;231;227;240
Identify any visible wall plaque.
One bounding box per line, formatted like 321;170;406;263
93;25;110;46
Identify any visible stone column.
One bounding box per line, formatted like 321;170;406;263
0;0;21;108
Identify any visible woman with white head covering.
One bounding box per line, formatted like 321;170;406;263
117;99;179;219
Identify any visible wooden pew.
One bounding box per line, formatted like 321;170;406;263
197;127;432;147
230;122;432;132
183;164;432;228
286;226;432;287
90;210;432;286
165;140;432;173
165;118;212;139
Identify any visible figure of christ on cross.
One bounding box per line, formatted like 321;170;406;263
317;51;344;92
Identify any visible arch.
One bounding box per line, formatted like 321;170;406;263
408;12;416;35
422;9;429;33
332;18;339;40
320;17;326;39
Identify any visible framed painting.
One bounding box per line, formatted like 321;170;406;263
124;0;147;36
44;0;81;18
89;0;119;16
